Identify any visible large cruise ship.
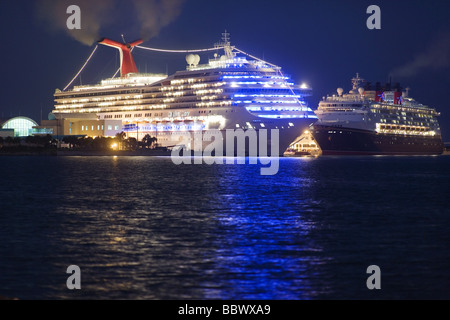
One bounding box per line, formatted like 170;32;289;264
50;33;317;154
311;74;444;155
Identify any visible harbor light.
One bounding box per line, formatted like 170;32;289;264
300;83;309;89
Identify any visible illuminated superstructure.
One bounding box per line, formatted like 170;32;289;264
52;33;317;153
311;74;444;155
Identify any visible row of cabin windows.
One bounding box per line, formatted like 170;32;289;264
105;109;235;119
81;125;120;131
81;125;104;131
119;113;164;118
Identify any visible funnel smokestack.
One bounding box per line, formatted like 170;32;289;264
98;38;143;77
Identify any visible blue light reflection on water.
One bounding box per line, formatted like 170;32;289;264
0;156;449;299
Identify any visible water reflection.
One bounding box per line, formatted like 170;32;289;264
38;157;333;299
2;156;449;299
203;160;331;299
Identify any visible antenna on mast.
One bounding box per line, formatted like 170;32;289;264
222;30;230;44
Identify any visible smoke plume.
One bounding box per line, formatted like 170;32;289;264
37;0;114;46
132;0;185;41
37;0;185;46
390;32;450;78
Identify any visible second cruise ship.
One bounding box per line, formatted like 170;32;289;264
311;74;444;155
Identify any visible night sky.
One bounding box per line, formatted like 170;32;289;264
1;0;450;140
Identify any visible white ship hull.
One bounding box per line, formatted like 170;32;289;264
122;106;314;155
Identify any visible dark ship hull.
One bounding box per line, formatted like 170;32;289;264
312;125;444;155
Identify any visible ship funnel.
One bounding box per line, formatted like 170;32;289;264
98;38;143;77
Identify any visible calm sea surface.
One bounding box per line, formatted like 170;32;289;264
0;155;449;300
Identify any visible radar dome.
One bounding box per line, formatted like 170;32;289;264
193;54;200;66
358;87;365;95
186;54;195;66
220;55;228;61
337;88;344;96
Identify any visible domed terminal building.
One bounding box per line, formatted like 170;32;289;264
0;117;38;137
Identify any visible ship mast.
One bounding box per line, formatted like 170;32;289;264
215;30;235;59
351;73;364;91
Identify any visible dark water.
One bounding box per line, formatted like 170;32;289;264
0;155;449;300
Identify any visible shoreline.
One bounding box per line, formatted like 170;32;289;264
57;149;172;157
0;148;172;157
1;147;449;157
